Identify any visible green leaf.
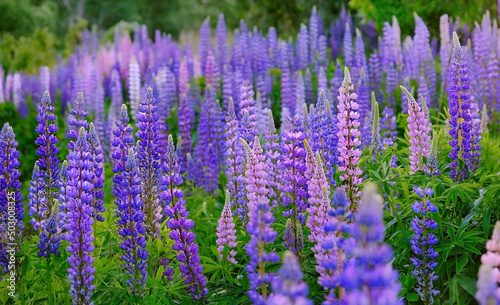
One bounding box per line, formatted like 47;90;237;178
456;275;477;297
406;292;419;302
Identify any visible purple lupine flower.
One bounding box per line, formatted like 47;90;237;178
177;94;194;171
425;48;437;107
322;187;353;299
418;74;432;109
34;92;62;252
411;187;439;303
381;105;398;168
279;116;307;255
439;15;452;91
128;56;141;117
87;123;105;223
448;32;473;181
205;51;220;94
336;68;362;209
354;29;368;81
309;90;331;160
238;81;257;140
37;202;60;258
341;184;402;305
216;190;237;264
317;66;327;94
357;69;370;143
217;14;229;72
224;98;246;216
162;134;208;300
67;92;89;150
401;77;411;114
65;128;96;304
386;60;397;107
281;65;294;116
222;65;233;111
298;24;309;70
469;96;482;173
136;87;162;239
325;99;339;186
267;251;313;305
241;137;279;304
263;110;281;208
0;123;24;272
309;6;318;64
304;68;314;105
318;35;327;69
107;69;123;148
114;147;148;294
401;86;431;174
199;18;211;76
28;164;44;231
368;52;381;99
343;23;353;67
486;51;499;113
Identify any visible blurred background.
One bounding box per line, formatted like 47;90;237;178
0;0;497;73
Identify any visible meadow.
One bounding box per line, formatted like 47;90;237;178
1;6;500;305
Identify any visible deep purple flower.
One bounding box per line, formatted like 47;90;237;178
448;32;473;181
279;115;308;255
263;110;281;208
136;87;162;238
67;92;89;150
161;134;208;300
87;123;105;223
65;128;96;304
410;187;439;303
0;123;23;272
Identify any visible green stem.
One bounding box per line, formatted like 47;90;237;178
47;257;54;305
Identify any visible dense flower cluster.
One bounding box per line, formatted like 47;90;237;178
336;67;362;208
216;190;237;264
410;187;439;303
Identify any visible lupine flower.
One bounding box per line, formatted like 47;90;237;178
281;65;294;116
267;251;313;305
305;68;314;105
476;265;500;305
343;23;353;67
279;116;307;256
114;147;148;294
477;221;500;304
178;93;194;171
322;187;353;299
67;92;89;150
33;92;62;243
86;123;105;224
448;32;473;181
401;86;431;174
336;68;362;209
410;187;439;303
309;6;318;63
216;190;237;264
136;87;162;239
310;90;333;167
263;110;281;207
0;123;23;272
224;98;246;219
241;137;280;304
341;183;402;305
324;99;339;186
469;97;482;173
28;164;44;231
128;56;141;117
161;134;208;300
37;202;60;258
65;128;96;305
